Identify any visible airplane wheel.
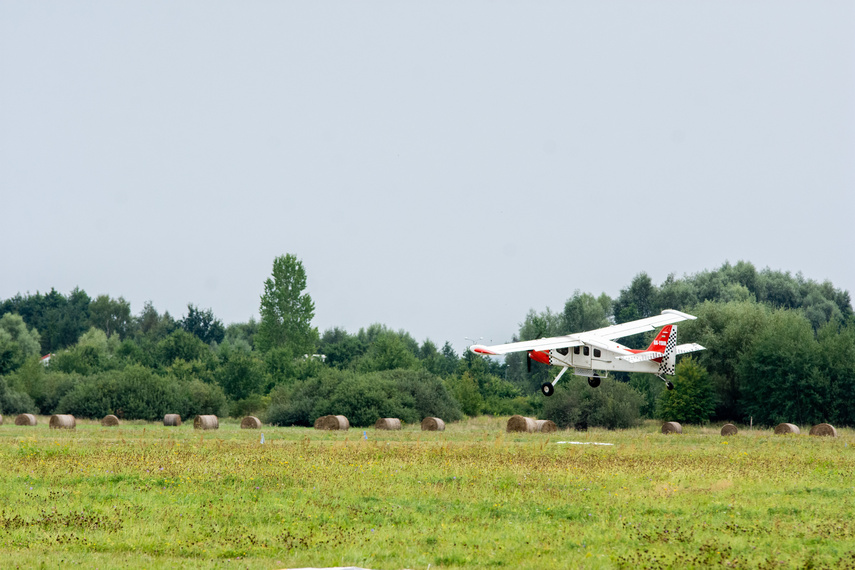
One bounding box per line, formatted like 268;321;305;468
541;383;555;397
666;381;674;391
588;376;601;388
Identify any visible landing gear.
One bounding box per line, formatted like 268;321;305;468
588;376;601;388
541;383;555;397
666;381;674;391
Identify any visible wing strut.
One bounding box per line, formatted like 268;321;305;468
541;366;569;397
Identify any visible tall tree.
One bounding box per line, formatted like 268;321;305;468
256;254;318;355
89;295;132;338
180;304;225;345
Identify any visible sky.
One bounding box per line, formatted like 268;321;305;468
1;1;853;354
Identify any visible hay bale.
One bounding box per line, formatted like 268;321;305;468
163;414;182;426
421;417;445;431
49;414;76;429
809;423;838;437
0;414;3;425
661;421;682;435
194;415;219;430
374;418;402;430
101;414;120;427
536;419;558;433
314;415;350;430
240;416;262;429
720;423;738;436
507;415;537;433
15;413;37;426
774;423;800;435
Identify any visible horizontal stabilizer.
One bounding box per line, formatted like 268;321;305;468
617;351;662;363
674;343;705;355
618;343;705;363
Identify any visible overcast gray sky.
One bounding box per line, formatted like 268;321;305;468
2;1;853;353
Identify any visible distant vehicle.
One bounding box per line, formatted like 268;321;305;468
469;309;705;396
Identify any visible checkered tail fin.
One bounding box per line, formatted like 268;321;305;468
657;325;678;376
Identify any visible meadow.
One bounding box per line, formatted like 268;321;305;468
1;417;854;569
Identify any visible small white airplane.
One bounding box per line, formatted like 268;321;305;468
470;309;705;396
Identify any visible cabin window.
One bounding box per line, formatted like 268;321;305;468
583;346;590;356
557;347;569;356
594;349;602;358
574;347;580;355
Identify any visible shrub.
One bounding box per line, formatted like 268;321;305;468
56;365;187;420
0;375;36;414
265;368;462;427
656;357;715;424
182;379;229;418
542;376;643;430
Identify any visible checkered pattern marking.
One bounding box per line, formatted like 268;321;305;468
658;326;678;376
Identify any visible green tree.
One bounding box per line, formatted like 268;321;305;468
679;300;771;420
256;254;318;355
215;348;266;401
656;357;715;424
445;372;482;417
355;332;418;372
88;295;132;338
738;310;825;426
180;304;225;345
562;290;610;333
0;313;42;374
156;330;212;367
613;273;659;323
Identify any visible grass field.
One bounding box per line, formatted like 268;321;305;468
1;416;854;569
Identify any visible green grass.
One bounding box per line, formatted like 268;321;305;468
2;417;855;569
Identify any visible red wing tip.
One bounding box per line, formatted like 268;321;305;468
471;346;498;355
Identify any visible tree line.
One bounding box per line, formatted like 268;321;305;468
1;258;852;428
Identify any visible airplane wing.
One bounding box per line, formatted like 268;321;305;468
470;336;584;356
583;309;698;341
469;309;698;356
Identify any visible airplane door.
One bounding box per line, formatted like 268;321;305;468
572;345;592;369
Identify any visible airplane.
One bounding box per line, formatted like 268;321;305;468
469;309;705;396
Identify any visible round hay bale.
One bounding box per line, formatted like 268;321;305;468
163;414;182;427
101;414;120;427
507;415;537;433
421;417;445;431
49;414;76;429
535;419;558;433
314;415;350;430
194;415;219;430
15;413;37;426
774;423;800;435
720;423;738;436
809;423;838;437
374;418;402;430
240;416;262;429
661;421;682;435
0;414;3;425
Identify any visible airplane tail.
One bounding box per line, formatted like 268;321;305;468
645;325;675;353
648;325;678;376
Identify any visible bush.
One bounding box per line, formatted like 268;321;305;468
182;379;229;418
656;357;715;424
265;368;462;427
56;365;189;420
0;375;36;414
542;376;643;430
